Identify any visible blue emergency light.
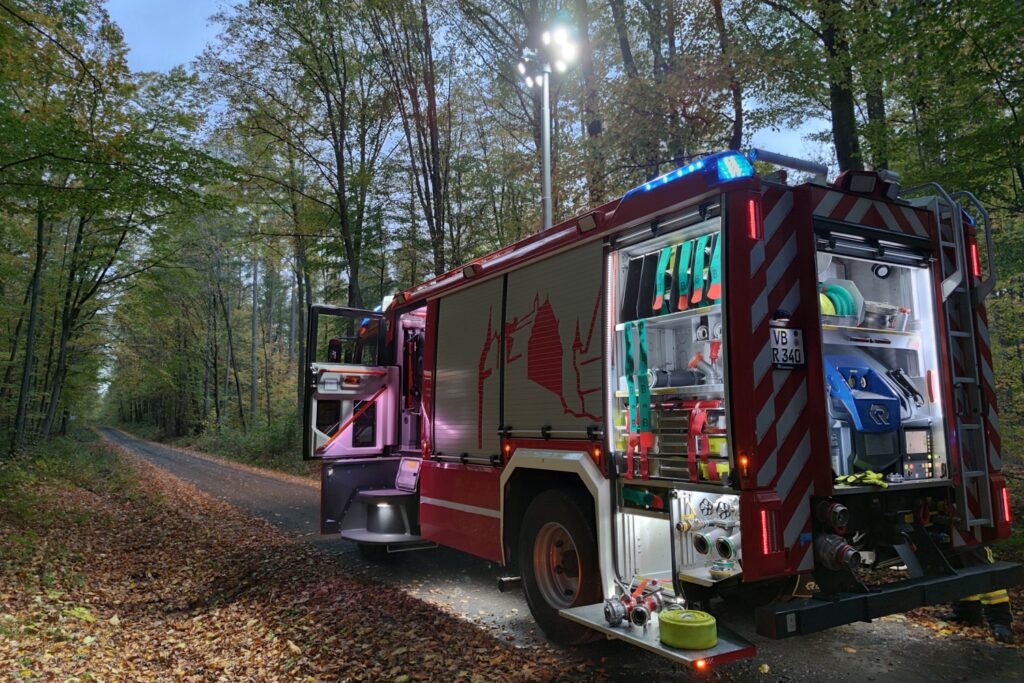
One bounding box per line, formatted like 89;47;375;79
623;151;754;199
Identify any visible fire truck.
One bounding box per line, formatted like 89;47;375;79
302;149;1020;668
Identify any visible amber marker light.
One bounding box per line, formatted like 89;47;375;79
738;453;750;478
694;659;708;671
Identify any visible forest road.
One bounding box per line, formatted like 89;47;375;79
99;428;1022;682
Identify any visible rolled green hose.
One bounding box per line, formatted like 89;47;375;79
825;284;855;316
659;609;718;650
825;289;847;316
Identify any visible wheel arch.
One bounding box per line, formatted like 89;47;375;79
499;448;615;597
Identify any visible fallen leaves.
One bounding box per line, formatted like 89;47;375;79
1;440;597;681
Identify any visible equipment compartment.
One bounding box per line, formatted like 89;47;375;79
611;215;732;485
815;252;949;483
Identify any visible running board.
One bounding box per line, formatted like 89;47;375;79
341;528;436;552
560;604;755;669
756;560;1023;639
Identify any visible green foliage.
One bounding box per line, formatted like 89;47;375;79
177;416;313;477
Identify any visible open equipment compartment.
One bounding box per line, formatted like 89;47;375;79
815;245;949;484
612;213;731;490
607;207;751;593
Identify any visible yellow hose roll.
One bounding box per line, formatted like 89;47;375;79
659;609;718;650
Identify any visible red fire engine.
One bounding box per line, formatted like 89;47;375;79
302;149;1020;667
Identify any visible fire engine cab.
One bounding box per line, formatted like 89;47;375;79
303;149;1021;668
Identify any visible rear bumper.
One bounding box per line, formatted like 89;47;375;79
756;561;1022;639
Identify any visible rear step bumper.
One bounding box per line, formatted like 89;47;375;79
757;560;1023;639
560;603;755;668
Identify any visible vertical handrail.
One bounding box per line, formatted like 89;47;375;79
952;190;997;302
903;183;964;301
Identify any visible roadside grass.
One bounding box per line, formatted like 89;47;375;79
0;427;136;538
113;417;317;477
0;429;143;661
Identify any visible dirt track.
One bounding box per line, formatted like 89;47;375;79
99;428;1023;682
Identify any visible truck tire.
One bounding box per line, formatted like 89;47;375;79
519;488;602;645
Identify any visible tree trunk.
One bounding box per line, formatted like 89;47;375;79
865;85;888;169
608;0;638;78
819;2;863;171
203;294;212;421
294;237;308;413
217;282;247;432
0;281;32;402
250;250;258;423
576;0;604;203
711;0;744;150
12;207;46;452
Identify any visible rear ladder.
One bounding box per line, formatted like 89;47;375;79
907;186;991;529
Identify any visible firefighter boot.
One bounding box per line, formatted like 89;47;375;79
939;597;984;626
981;590;1014;644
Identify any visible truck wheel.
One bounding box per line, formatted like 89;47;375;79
519;489;601;645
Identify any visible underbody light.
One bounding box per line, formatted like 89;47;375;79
717;153;754;181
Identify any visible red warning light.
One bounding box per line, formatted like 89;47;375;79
968;241;981;279
747;198;762;239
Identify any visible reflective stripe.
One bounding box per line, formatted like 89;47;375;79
420;496;500;519
980;589;1010;606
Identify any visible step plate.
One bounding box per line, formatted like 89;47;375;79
341;528;429;545
560;603;755;668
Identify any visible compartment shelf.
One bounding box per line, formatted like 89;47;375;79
615;304;721;332
822;324;921;351
822;323;916;336
614;383;725;399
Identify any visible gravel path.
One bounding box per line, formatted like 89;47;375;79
99;428;1024;682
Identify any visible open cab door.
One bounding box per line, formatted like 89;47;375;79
303;304;397;460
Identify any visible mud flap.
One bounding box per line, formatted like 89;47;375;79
560;603;756;668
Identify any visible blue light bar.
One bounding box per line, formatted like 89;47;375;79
717;153;754;181
623;151;755;199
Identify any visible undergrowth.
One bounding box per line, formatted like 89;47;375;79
0;427;138;587
114;417;315;477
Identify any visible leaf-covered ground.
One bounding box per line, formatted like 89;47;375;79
0;437;599;682
905;462;1024;644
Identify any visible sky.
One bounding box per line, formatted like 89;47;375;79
106;0;220;72
104;0;828;165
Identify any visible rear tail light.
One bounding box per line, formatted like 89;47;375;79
760;508;780;554
1002;486;1012;524
760;510;769;554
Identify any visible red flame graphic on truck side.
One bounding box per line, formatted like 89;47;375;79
475;291;602;447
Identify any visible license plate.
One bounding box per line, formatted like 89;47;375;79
770;327;805;368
